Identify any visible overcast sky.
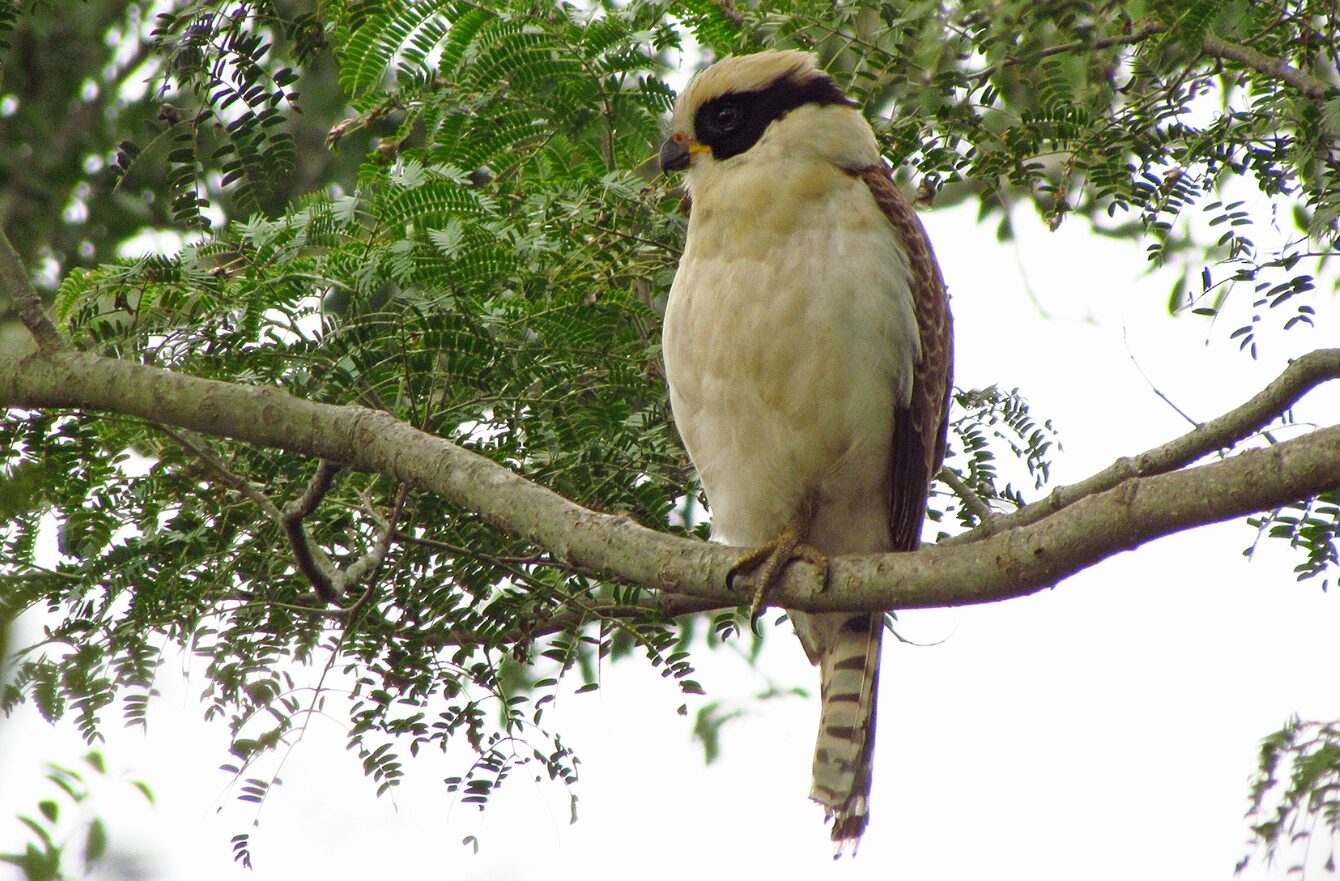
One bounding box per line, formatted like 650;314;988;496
4;110;1340;881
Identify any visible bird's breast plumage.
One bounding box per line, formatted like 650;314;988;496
663;149;921;556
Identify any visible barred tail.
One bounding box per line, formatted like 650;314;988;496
795;610;883;848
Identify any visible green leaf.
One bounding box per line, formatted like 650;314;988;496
83;819;108;866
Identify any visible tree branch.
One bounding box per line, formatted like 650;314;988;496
0;227;62;353
972;22;1334;102
281;460;345;601
937;466;995;525
157;425;284;521
4;347;1338;614
947;348;1340;546
1201;33;1333;102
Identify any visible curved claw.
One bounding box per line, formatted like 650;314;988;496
728;525;830;618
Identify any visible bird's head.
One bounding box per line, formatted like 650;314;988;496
658;50;857;174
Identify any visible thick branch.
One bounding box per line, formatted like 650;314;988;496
0;228;62;353
4;348;1337;613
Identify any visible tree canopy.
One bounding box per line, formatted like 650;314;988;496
1;0;1338;875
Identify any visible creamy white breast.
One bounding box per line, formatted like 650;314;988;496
662;126;921;555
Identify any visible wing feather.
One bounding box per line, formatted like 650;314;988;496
856;165;954;551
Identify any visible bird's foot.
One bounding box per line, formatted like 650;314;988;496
727;520;830;620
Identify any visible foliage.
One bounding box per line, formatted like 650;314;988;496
3;1;708;861
938;386;1059;530
0;0;1337;868
0;0;362;290
1239;718;1340;875
0;750;154;881
1249;490;1340;590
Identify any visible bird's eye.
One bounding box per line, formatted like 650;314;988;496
706;103;743;134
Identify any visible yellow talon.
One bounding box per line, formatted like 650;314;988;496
727;516;831;618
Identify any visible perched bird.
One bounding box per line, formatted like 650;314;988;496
658;51;954;847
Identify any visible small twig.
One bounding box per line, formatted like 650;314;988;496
341;483;409;590
937;466;994;525
0;227;63;353
1124;331;1199;429
426;593;727;649
158;425;283;521
392;529;581;575
970;22;1333;103
325;97;402;149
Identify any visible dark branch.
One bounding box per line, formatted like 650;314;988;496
282;461;346;602
277;464;407;609
288;460;345;520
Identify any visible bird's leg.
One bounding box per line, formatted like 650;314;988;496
728;493;830;617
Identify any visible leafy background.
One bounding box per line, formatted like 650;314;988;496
1;0;1338;877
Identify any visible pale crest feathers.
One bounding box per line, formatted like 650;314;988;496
672;50;823;137
672;52;882;194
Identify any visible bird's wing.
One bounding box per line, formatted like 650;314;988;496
856;164;954;551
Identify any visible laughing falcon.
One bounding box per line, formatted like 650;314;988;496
658;51;954;845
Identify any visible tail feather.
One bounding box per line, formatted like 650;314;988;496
793;610;882;848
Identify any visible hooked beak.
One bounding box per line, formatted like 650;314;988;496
659;137;709;173
659;138;690;173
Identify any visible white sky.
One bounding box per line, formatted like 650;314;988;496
5;162;1340;880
